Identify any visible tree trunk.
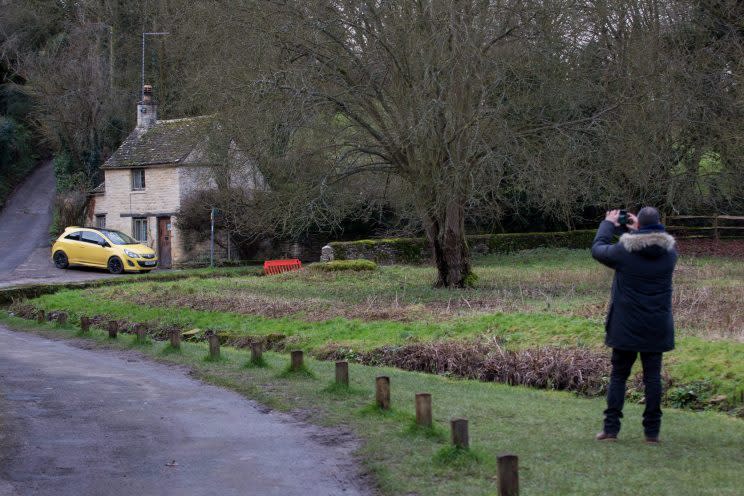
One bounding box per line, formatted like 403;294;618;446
424;200;473;288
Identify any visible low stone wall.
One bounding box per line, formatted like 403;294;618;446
328;230;596;265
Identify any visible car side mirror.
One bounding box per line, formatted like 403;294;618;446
100;241;110;248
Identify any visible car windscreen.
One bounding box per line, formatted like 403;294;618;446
100;230;138;245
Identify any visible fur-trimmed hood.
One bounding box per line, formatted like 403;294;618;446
619;231;676;254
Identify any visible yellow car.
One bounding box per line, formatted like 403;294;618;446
52;226;158;274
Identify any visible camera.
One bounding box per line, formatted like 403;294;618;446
619;209;629;226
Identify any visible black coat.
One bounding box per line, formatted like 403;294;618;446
591;220;677;352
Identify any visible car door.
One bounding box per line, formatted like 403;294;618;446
80;231;109;266
61;231;87;264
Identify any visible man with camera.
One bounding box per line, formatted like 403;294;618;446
591;207;677;444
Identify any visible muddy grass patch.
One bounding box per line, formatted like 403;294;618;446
569;283;744;342
672;285;744;341
677;238;744;259
101;289;421;322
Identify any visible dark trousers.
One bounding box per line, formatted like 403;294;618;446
603;349;663;437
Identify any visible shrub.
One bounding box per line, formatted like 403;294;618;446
310;259;378;272
666;380;716;410
0;116;36;209
52;153;86;193
53;189;88;235
479;346;609;396
314;339;610;396
364;339;495;378
7;301;37;319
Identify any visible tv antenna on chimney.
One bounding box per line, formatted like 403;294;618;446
141;32;169;100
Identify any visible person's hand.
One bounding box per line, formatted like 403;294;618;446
605;209;621;227
627;212;640;231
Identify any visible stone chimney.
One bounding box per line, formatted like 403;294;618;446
136;84;158;130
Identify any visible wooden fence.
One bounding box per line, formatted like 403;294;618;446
663;215;744;240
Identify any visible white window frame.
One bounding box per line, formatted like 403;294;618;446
132;217;148;242
131;169;146;191
95;214;106;228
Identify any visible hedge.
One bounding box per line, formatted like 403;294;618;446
329;230;596;265
309;259;379;272
482;230;596;252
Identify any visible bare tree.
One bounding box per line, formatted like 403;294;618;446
170;0;627;287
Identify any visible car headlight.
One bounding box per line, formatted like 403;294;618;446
124;249;141;258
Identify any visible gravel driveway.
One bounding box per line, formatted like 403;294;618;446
0;326;370;496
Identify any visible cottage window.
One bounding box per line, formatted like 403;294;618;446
132;217;148;242
95;214;106;228
131;169;146;191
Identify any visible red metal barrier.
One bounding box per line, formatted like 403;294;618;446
263;259;302;275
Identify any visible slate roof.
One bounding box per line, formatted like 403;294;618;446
102;116;214;168
90;182;105;194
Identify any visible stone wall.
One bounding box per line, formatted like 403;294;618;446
327;230;597;264
328;238;430;265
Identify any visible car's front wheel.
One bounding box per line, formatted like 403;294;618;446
107;256;124;274
53;250;69;269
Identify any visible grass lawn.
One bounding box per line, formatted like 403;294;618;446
1;314;742;496
19;249;744;405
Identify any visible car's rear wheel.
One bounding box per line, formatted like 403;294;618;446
53;251;69;269
107;256;124;274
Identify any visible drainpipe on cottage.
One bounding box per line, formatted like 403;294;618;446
210;207;217;268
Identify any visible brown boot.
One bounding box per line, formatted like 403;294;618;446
644;436;660;445
595;431;618;441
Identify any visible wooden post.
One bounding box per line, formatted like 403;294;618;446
170;328;181;349
335;361;349;387
375;376;390;410
135;324;147;344
250;342;263;363
415;393;432;428
290;350;304;371
80;316;90;333
208;333;220;360
451;418;469;449
498;454;519;496
56;312;68;326
37;310;45;323
714;215;720;241
107;320;118;339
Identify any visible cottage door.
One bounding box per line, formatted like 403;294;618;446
157;217;172;269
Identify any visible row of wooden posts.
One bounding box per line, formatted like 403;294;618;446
44;310;520;495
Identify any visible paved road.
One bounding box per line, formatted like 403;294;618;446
0;327;369;496
0;162;115;288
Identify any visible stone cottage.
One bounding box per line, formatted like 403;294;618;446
88;85;264;268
